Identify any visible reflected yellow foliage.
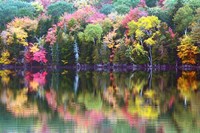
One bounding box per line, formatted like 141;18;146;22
128;96;159;119
0;70;12;85
1;88;39;117
9;88;28;107
29;81;39;91
0;89;13;104
177;71;198;100
132;80;146;94
144;89;156;99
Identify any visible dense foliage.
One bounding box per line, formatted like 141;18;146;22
0;0;200;66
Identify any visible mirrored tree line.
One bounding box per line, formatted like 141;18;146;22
1;69;200;132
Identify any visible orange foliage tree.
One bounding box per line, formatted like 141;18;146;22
177;36;199;64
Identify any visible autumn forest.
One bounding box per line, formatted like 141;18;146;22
0;0;200;68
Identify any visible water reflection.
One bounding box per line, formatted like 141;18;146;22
0;69;200;132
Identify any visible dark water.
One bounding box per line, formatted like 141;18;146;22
0;69;200;133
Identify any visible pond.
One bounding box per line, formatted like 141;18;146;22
0;69;200;133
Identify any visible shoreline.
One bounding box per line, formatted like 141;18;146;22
0;64;199;71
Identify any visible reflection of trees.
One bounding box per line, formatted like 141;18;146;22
127;96;159;120
0;70;50;117
0;70;12;86
173;99;200;133
173;71;200;133
0;87;39;117
177;71;198;105
2;70;200;132
78;91;102;110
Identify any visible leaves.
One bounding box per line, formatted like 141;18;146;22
24;43;48;64
1;17;38;46
7;17;38;32
122;8;148;28
177;36;199;64
0;50;12;65
177;71;198;100
33;49;48;63
173;5;194;32
80;24;103;43
128;16;161;40
45;25;57;45
4;27;28;46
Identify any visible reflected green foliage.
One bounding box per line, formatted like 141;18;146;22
78;92;102;110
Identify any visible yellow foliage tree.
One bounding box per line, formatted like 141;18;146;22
103;26;121;63
4;27;28;46
177;36;199;64
2;17;38;46
0;50;12;65
127;16;161;67
7;17;38;32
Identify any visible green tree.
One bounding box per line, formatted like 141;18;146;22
181;0;200;10
113;0;140;14
100;4;113;15
79;24;103;45
173;5;194;34
47;1;75;23
146;0;157;7
78;24;103;64
191;8;200;44
0;0;35;29
147;7;171;26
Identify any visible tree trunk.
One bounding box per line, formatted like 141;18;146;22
185;28;188;35
148;46;153;68
109;48;114;66
74;39;79;63
56;42;59;65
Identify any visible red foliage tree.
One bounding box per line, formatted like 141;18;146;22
33;49;48;63
121;8;148;28
45;25;57;45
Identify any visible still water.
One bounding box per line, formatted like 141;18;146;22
0;69;199;133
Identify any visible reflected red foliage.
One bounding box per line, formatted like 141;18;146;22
25;71;48;92
45;89;57;110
